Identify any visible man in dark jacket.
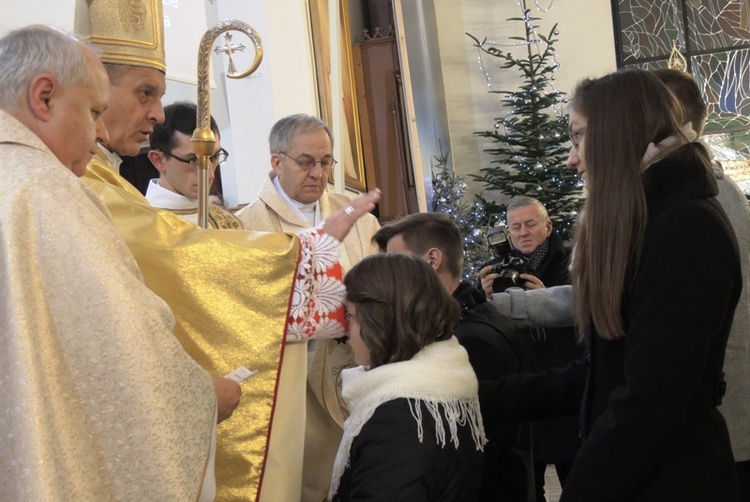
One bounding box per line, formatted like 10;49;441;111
373;213;534;502
481;197;583;502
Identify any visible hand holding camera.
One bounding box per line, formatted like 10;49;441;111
482;224;543;294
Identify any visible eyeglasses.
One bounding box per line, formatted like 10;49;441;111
167;148;229;167
279;152;337;172
569;127;586;149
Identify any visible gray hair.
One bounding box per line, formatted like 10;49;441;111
506;196;550;223
0;26;91;109
268;113;333;154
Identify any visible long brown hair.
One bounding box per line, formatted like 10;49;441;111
344;254;459;368
570;68;684;340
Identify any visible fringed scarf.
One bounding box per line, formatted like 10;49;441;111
328;336;487;500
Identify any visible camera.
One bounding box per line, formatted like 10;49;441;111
491;256;530;292
485;225;530;292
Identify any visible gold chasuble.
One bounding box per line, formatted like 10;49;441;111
83;151;298;500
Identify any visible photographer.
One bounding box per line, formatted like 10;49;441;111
479;196;582;502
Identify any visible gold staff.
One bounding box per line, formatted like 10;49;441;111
193;20;263;228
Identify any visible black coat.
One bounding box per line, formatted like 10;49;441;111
561;144;742;501
335;398;483;501
517;232;583;464
454;282;533;502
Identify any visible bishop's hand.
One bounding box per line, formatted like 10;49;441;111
322;188;381;242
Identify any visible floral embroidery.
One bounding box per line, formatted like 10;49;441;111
287;230;346;341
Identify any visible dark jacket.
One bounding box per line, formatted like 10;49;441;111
335;398;483;501
454;282;533;502
561;143;741;501
516;231;582;465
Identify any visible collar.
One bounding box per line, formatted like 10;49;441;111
0;110;80;179
145;178;197;210
643;142;718;217
271;174;322;227
96;143;123;174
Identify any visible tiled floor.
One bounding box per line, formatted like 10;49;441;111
544;464;563;502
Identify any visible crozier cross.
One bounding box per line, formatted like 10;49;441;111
214;32;246;74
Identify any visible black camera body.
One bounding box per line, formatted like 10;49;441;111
485;224;530;292
491;256;529;293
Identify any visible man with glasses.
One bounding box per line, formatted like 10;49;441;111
146;101;242;229
237;113;380;501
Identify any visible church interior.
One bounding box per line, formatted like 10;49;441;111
6;0;748;218
2;2;750;502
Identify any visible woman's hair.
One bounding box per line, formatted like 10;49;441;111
343;254;459;369
569;68;684;340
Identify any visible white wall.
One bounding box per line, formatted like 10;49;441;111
3;0;618;207
433;0;617;201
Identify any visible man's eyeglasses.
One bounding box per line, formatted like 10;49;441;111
279;152;337;172
167;148;229;167
569;127;586;150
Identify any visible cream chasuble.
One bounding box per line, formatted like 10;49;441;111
0;110;216;501
82;148;346;501
237;173;380;501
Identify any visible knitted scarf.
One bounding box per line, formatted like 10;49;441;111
328;336;487;500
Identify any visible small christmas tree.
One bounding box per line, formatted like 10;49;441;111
467;2;583;240
431;145;494;281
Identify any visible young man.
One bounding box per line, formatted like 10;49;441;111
653;67;750;499
146;101;242;228
0;25;216;500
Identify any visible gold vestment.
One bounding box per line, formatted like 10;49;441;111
83;151;299;500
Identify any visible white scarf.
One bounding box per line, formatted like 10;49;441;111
640;122;698;171
328;337;487;500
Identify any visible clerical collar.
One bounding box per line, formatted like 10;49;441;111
272;175;321;227
145;179;197;210
97;143;123;174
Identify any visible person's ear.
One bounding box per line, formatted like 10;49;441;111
425;248;443;271
270;153;283;175
27;73;57;121
147;149;168;175
545;219;553;237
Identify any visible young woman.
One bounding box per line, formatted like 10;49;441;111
562;68;741;500
329;254;486;501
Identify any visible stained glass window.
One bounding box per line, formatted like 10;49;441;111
613;0;750;190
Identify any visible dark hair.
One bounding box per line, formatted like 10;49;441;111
651;68;708;136
372;213;463;279
344;254;459;369
570;68;686;340
149;101;219;152
208;190;225;208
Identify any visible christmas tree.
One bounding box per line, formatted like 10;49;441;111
467;2;583;240
431;145;494;281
